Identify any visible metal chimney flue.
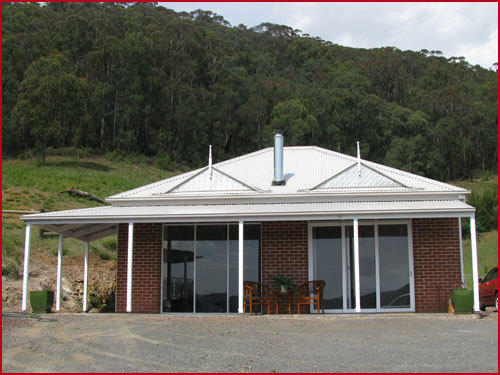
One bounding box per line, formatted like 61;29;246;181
272;131;285;186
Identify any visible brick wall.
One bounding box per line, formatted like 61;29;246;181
261;221;309;313
116;223;162;313
412;218;462;313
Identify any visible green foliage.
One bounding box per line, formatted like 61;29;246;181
102;238;117;253
463;231;498;289
87;282;115;312
467;187;498;232
154;152;173;170
271;274;297;292
1;3;497;180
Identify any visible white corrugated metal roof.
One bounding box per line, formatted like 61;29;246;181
22;199;474;224
107;146;467;201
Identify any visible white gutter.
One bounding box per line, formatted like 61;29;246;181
21;207;475;225
105;189;471;205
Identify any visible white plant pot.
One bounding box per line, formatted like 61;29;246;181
280;285;287;293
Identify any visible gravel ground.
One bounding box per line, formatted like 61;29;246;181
2;312;497;373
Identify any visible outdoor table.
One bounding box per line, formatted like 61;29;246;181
271;290;294;314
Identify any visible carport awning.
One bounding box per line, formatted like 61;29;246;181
34;222;118;242
20;199;474;241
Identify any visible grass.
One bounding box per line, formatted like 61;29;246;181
2;155;497;292
449;175;497;195
463;230;498;288
2;156;183;276
2;156;179;211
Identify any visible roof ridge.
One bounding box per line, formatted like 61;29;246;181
214;147;272;168
107;167;204;199
362;159;465;191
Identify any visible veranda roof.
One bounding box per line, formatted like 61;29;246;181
21;198;474;241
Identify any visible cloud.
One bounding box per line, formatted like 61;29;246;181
162;2;498;68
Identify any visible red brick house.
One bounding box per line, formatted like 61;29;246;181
21;133;480;314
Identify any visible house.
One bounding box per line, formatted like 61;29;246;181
20;132;480;314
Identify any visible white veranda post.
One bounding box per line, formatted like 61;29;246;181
353;218;361;313
470;215;480;312
238;220;244;314
458;217;465;286
82;242;89;312
56;235;63;311
127;222;134;313
21;224;32;311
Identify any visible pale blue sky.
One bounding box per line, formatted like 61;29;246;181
162;2;498;69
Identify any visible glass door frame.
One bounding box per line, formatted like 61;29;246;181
308;219;415;313
160;222;262;314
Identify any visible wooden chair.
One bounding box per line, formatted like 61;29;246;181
296;280;325;314
243;281;271;315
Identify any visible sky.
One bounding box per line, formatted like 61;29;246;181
162;2;498;69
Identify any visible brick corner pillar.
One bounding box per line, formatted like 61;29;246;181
261;221;309;313
116;223;163;313
412;218;462;313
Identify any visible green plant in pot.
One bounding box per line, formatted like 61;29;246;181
29;290;54;313
271;274;297;293
451;285;473;314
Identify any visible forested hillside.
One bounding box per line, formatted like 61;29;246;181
2;2;497;180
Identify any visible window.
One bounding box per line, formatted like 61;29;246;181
162;223;260;313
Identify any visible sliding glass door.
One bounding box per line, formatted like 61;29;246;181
162;223;260;313
311;221;413;313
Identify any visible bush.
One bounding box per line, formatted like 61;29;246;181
467;185;498;233
101;237;117;252
87;282;115;312
2;257;21;279
155;151;173;170
45;147;94;158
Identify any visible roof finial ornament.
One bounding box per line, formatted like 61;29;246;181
208;145;213;179
356;141;361;177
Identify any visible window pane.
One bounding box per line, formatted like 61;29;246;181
196;225;227;313
346;226;376;309
379;224;410;308
229;224;261;313
163;225;194;312
313;226;343;309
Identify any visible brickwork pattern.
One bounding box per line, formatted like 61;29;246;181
412;218;462;313
261;221;310;313
116;223;163;313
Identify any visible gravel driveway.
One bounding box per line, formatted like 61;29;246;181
2;312;497;373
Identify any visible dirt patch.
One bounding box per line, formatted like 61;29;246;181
2;245;115;313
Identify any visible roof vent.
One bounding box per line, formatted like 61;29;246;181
272;131;285;186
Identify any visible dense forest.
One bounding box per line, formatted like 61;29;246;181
2;2;498;180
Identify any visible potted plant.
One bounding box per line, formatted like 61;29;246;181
29;290;54;314
451;285;473;314
271;274;297;293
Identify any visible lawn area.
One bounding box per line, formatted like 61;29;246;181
2;156;179;211
2;156;182;276
463;230;498;288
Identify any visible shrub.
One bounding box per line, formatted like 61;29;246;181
467;185;498;233
155;151;173;170
87;282;115;312
102;237;117;252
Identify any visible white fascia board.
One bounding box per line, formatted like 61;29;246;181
23;208;475;225
106;190;470;206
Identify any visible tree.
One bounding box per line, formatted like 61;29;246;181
266;99;318;145
11;54;86;164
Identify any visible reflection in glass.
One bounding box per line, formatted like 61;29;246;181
346;226;376;309
313;226;343;309
379;225;410;308
163;225;194;312
163;223;260;313
229;224;261;313
196;225;228;312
